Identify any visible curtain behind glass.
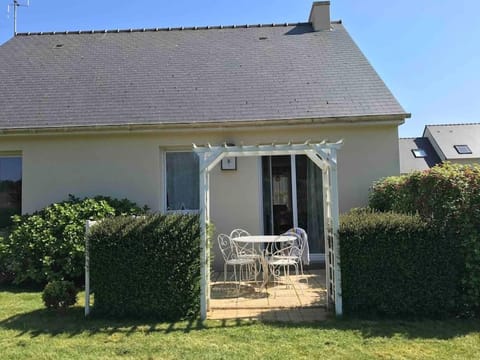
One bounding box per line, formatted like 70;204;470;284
0;157;22;228
306;157;324;253
262;157;273;235
296;155;324;254
166;152;199;211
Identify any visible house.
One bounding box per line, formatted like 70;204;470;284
0;2;409;270
399;123;480;173
399;137;441;174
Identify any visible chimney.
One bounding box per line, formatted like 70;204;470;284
309;1;331;31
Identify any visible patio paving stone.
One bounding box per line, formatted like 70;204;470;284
208;269;329;322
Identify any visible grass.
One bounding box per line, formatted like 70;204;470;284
0;286;479;359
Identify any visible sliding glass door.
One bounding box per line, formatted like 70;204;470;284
262;155;324;259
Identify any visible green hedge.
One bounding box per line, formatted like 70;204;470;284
369;163;480;316
339;209;458;317
89;214;200;320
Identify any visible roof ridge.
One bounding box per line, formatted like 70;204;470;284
426;122;480;127
400;137;424;139
15;21;338;37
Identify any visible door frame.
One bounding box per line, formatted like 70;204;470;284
262;154;325;262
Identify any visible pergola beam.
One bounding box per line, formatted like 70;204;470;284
194;141;343;154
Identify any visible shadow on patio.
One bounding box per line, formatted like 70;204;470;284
208;269;328;322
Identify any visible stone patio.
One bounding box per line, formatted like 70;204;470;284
208;269;329;322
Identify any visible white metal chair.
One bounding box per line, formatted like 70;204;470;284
266;233;301;285
217;233;256;288
230;229;260;282
285;227;309;283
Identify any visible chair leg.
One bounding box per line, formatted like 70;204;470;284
299;262;308;284
224;263;227;284
233;265;238;288
294;263;304;295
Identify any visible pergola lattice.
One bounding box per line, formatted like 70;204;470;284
193;140;343;320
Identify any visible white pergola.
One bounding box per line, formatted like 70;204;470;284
193;140;343;320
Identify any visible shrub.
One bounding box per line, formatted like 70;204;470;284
89;214;200;320
92;195;149;216
339;209;458;317
0;195;147;285
0;235;15;284
42;280;78;311
369;163;480;316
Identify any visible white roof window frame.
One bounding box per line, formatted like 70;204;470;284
412;148;427;158
454;144;472;155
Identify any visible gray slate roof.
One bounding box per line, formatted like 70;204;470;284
0;22;408;130
399;137;441;174
424;124;480;160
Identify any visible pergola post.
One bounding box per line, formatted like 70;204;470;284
198;148;225;320
199;156;209;320
84;220;91;317
322;165;332;311
329;149;342;316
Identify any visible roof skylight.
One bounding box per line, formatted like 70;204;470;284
454;145;472;155
412;149;427;158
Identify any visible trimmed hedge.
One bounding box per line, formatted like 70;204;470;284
339;209;458;317
89;214;201;320
369;163;480;316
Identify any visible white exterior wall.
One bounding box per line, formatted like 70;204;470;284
0;122;400;268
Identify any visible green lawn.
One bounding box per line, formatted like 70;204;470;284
1;287;479;359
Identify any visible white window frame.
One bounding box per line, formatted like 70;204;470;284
0;152;23;215
162;150;200;214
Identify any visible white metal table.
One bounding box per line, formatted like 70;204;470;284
231;235;296;287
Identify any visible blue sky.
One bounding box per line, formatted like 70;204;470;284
0;0;478;137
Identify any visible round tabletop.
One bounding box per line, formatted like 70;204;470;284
231;235;296;244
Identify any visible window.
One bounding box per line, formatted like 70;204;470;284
454;145;472;155
166;152;199;211
412;149;427;158
0;156;22;227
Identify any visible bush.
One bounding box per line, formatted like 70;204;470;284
0;235;15;284
339;209;458;317
42;280;78;311
369;163;480;316
92;195;149;216
0;195;147;285
89;214;200;320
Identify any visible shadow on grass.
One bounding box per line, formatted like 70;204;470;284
259;308;480;340
0;284;44;294
1;305;479;341
0;306;258;338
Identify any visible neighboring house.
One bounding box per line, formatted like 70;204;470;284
399;123;480;174
399;137;441;174
0;2;409;267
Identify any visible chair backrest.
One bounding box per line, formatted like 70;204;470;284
270;236;301;258
230;228;250;239
285;227;309;264
230;229;257;257
217;234;234;261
